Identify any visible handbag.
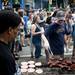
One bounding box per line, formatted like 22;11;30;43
41;34;53;55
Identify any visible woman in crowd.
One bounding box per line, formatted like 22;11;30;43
31;15;44;59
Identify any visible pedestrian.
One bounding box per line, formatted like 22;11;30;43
23;10;29;35
45;10;65;57
18;9;25;47
64;12;72;52
31;15;44;59
0;9;21;75
72;17;75;59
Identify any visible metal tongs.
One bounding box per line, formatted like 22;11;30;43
48;46;53;56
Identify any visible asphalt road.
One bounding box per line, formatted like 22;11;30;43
18;45;73;58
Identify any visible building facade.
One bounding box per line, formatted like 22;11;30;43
0;0;25;9
0;0;75;10
24;0;34;9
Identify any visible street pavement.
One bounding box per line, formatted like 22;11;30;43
18;45;47;64
18;45;73;58
18;46;45;58
17;44;73;65
17;44;75;75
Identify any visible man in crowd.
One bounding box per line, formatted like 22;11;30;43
45;10;65;57
0;9;21;75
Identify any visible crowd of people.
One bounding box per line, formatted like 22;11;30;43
0;7;75;75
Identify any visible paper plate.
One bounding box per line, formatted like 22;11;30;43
35;62;42;66
28;64;35;68
28;61;35;64
35;69;43;74
27;68;35;73
21;62;28;65
21;65;28;69
21;69;27;72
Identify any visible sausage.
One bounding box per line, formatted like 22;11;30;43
70;64;75;70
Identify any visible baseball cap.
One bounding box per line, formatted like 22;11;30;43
56;10;65;20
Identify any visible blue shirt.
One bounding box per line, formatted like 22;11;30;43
45;23;65;55
23;15;28;27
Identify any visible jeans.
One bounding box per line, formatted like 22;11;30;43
33;41;41;58
14;64;21;75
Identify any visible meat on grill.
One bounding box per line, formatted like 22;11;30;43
48;56;75;70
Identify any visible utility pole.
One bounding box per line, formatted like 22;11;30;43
41;0;43;9
0;0;2;9
48;0;52;11
32;0;35;9
56;0;58;8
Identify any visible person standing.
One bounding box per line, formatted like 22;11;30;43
0;9;21;75
31;15;44;59
72;16;75;59
18;9;25;47
64;11;72;52
45;10;65;57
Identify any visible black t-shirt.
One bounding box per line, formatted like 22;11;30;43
0;41;16;75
